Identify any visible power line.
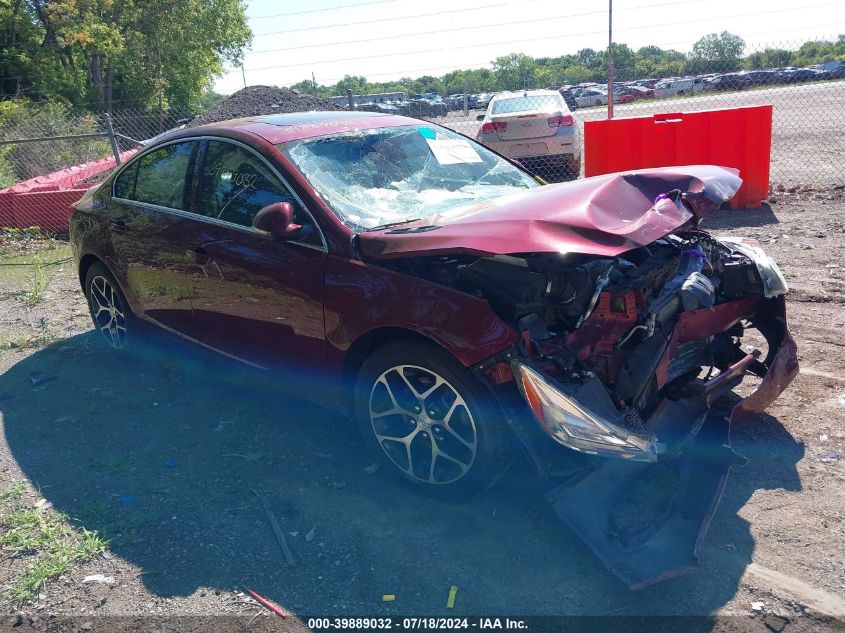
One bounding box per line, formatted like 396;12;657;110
299;21;845;85
246;6;636;55
251;1;512;37
248;0;405;20
242;2;842;72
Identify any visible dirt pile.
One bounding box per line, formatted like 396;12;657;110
187;85;342;128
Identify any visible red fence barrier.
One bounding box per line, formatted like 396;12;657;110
584;105;772;209
0;149;137;232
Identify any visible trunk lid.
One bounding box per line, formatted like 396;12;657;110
358;166;742;260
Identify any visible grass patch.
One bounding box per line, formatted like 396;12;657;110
0;494;108;603
0;482;26;503
20;257;48;308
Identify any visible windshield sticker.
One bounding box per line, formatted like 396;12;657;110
417;127;436;139
425;138;483;165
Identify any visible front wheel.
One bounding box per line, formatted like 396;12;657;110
84;262;135;350
354;341;515;498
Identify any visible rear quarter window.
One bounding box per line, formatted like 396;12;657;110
132;142;196;210
113;161;138;199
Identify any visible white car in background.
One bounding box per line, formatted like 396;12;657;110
475;89;579;182
653;77;705;98
573;89;608;108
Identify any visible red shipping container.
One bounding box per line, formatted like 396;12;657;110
584;105;772;209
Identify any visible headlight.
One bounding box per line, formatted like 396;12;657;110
513;363;657;462
718;237;788;298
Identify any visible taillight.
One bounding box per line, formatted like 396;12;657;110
548;115;574;128
481;121;507;134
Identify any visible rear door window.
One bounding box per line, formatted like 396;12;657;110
131;141;197;210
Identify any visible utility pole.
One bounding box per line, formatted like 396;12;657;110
607;0;614;119
241;63;247;89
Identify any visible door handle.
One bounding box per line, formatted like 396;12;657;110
187;247;211;265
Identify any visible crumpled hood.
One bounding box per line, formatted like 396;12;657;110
358;165;742;259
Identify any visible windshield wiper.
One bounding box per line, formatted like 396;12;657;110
366;218;422;231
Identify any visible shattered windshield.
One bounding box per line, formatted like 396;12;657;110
278;125;538;231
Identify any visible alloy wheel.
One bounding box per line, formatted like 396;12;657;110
89;275;127;349
368;365;478;485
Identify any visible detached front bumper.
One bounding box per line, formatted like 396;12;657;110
519;295;798;588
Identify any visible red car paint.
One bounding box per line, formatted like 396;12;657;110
358;166;742;259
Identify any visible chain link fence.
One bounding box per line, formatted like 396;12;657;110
0;105;194;236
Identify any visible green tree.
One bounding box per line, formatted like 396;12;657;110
492;53;536;90
743;48;793;69
0;0;250;111
689;31;746;73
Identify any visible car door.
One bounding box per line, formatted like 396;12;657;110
109;139;207;336
185;138;328;373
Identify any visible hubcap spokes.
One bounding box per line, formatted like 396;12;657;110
369;365;477;485
90;276;126;349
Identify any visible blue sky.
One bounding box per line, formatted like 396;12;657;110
213;0;845;93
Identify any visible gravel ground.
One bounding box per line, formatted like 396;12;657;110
0;190;844;631
187;86;341;128
438;80;845;186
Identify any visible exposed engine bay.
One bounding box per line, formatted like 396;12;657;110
376;223;790;460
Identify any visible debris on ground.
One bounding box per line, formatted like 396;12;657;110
447;585;458;609
382;594;395;602
763;614;789;632
82;575;114;585
223;452;262;462
187;86;342;128
245;587;287;618
251;488;297;566
29;371;56;387
305;525;317;543
35;500;52;512
752;601;766;612
819;452;840;463
363;464;379;474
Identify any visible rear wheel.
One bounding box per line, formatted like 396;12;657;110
84;262;134;350
354;341;515;498
595;99;602;106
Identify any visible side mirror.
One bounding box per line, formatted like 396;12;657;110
252;201;302;238
476;114;485;122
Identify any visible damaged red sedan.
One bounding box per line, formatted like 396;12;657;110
70;111;797;587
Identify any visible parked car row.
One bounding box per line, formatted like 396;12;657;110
553;60;844;107
353;60;843;120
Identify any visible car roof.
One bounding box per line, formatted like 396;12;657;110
186;111;424;144
492;90;560;100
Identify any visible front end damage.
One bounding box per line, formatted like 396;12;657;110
491;240;796;588
363;167;798;587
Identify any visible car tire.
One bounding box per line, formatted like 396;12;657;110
354;340;516;499
595;99;602;106
84;262;135;351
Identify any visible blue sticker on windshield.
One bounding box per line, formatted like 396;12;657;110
418;127;436;139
